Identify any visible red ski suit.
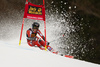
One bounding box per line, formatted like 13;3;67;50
26;28;53;51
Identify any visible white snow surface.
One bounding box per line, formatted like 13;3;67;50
0;41;100;67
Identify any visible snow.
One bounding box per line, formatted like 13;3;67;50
0;41;100;67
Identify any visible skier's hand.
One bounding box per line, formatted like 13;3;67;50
46;42;50;46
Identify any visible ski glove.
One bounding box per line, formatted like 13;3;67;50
46;42;50;46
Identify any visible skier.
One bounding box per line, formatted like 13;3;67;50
26;22;58;54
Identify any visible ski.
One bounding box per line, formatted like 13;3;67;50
51;50;74;58
61;54;74;58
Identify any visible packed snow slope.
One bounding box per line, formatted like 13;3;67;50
0;41;100;67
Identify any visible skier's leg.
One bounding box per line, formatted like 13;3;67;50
38;39;45;47
27;38;45;50
27;40;34;46
34;40;45;50
36;36;45;47
36;36;58;53
47;46;53;51
47;46;58;54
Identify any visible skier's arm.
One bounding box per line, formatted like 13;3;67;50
37;30;45;41
37;30;50;45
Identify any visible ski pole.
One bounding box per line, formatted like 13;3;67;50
49;30;67;43
50;34;65;43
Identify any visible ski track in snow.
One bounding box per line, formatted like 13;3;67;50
0;41;100;67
